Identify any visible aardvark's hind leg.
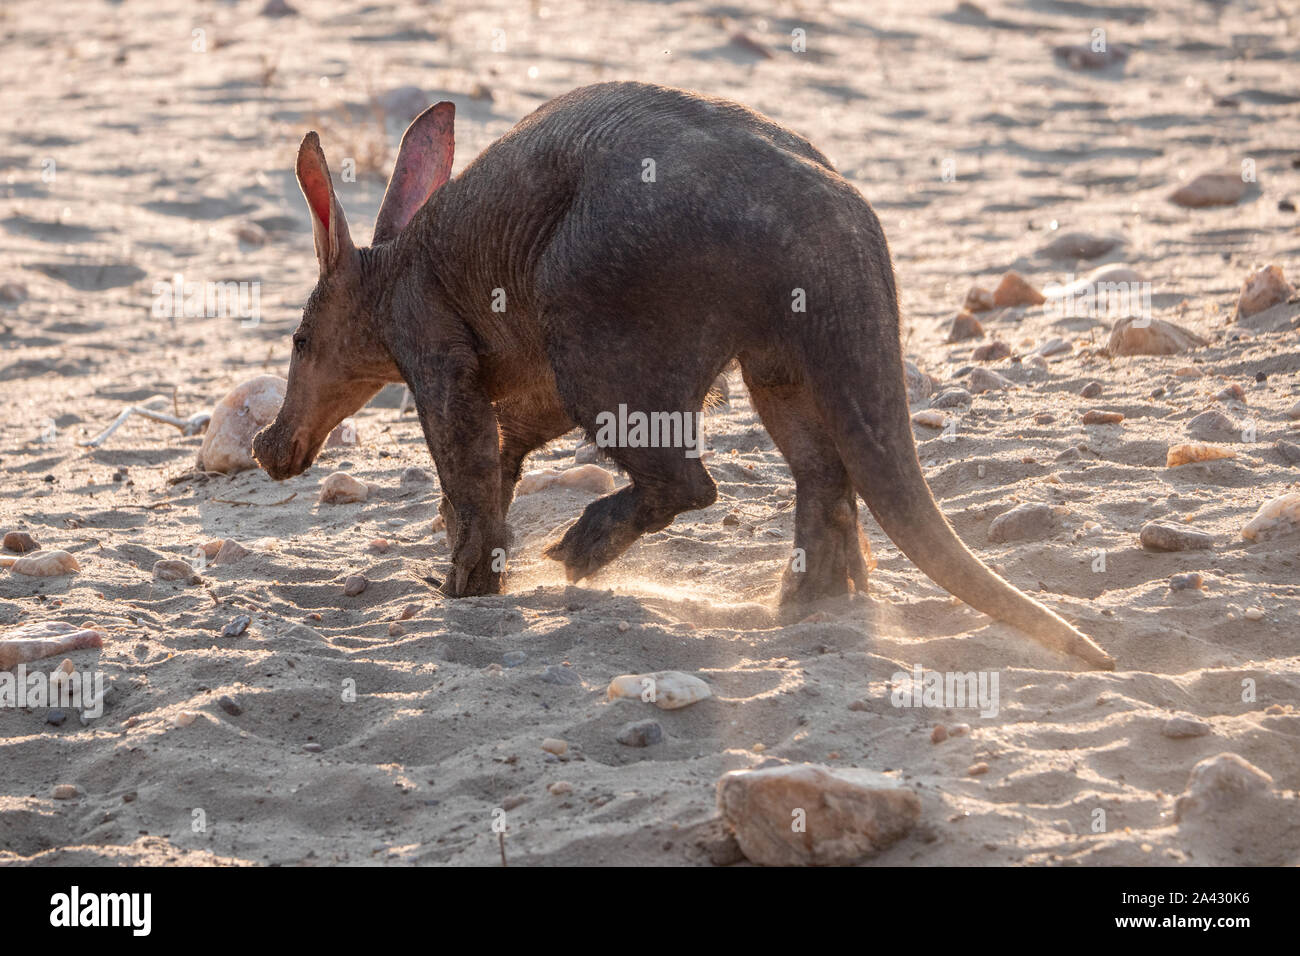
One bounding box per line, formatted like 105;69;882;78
541;349;718;581
543;444;717;581
743;371;871;621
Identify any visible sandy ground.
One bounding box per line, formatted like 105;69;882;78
1;0;1299;866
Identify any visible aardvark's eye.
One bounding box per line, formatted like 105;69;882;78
293;334;309;356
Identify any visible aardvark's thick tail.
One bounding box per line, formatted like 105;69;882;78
809;341;1115;670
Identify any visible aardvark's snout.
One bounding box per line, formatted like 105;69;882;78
252;422;311;480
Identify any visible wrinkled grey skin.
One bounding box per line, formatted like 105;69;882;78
253;81;1114;669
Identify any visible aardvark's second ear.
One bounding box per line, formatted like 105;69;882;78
372;102;455;244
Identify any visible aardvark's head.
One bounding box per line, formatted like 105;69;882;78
253;102;456;480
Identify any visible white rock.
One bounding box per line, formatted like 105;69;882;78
716;764;921;866
1169;171;1247;208
969;367;1015;393
1166;443;1236;467
1174;752;1273;823
988;502;1062;543
607;671;711;710
904;361;935;403
1236;263;1293;319
197;375;287;474
1108;318;1206;356
911;409;947;429
1162;715;1211;738
1241;493;1300;541
517;464;615;496
1039;232;1122;261
152;559;198;583
318;472;369;504
7;550;80;577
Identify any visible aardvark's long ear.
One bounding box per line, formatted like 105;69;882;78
296;131;355;274
372;102;455;245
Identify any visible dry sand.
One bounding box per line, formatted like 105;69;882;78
1;0;1299;866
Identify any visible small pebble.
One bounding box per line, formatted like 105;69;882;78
1140;522;1213;552
516;465;615;496
1040;232;1120;260
967;762;989;776
964;284;994;312
1162;716;1211;739
616;720;664;747
1187;409;1240;442
542;738;568;756
931;388;972;408
218;695;243;717
1244;607;1265;621
930;724;948;744
992;271;1045;307
213;539;250;565
1241;493;1300;540
343;574;368;597
607;671;711;709
989;502;1061;543
541;664;582;685
1214;384;1245;403
1082;410;1124;425
1276;440;1300;465
972;340;1011;362
946;311;984;342
1080;381;1103;398
1167;443;1235;467
503;650;527;667
303;742;323;753
1109;317;1206;356
46;709;67;726
1169;170;1247;208
969;367;1014;393
1169;572;1205;591
220;614;251;638
9;550;79;577
1235;263;1293;319
3;531;38;553
911;409;947;429
52;784;79;800
318;472;369;504
548;781;574;796
400;466;433;487
152;559;197;583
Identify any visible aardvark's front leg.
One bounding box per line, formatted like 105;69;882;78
409;354;507;596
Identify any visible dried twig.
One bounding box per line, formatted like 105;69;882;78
80;403;210;448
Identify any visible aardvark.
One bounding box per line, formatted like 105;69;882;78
252;81;1114;670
